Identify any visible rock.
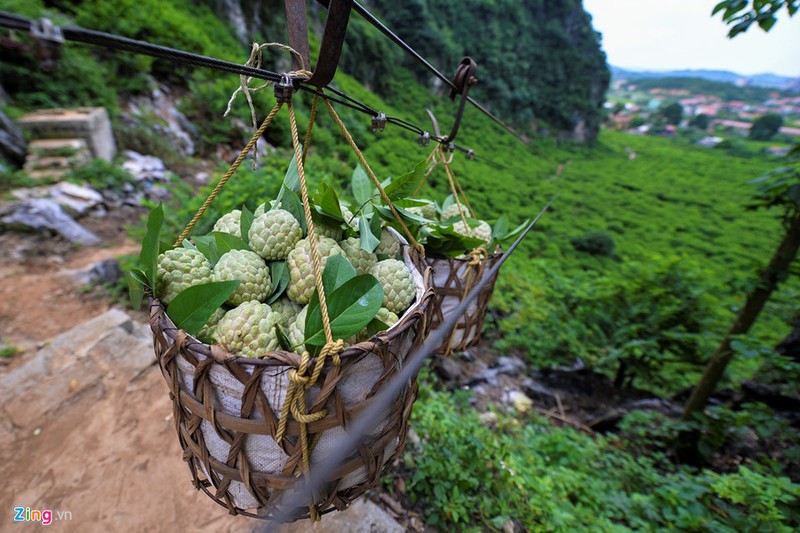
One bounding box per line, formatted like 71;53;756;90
479;411;499;426
0;198;101;245
12;181;103;216
17;107;116;161
121;150;169;182
272;498;405;533
70;258;123;286
124;84;196;157
0;310;153;444
0;107;26;166
433;355;464;382
23;138;92;179
503;389;534;413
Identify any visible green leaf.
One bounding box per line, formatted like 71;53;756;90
126;271;144;310
280;187;307;235
495;219;531;248
382;160;426;201
128;268;149;287
240;204;254;247
441;193;456;212
193;235;221;266
166;281;241;335
267;261;289;304
323;255;357;292
492;215;510;241
315;184;344;221
212;231;249;255
159;240;172;254
182;239;198;251
276;152;300;203
275;325;292;351
374;204;428;226
359;215;381;253
304;275;384;347
352;164;374;205
140;203;163;289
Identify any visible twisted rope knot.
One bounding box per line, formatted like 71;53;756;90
290;402;327;424
287;368;312;387
320;339;345;361
468;247;487;266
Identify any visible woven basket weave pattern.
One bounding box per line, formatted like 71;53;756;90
426;251;502;355
150;241;433;519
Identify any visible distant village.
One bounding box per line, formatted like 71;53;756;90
606;79;800;155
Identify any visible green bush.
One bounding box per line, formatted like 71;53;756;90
570;230;616;256
493;254;722;392
405;377;800;531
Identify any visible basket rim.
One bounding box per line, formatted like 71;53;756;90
150;232;433;369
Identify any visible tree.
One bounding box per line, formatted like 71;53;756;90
689;114;710;130
713;0;799;37
749;114;783;141
661;103;683;126
683;148;800;420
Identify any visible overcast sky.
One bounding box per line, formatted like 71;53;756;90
583;0;800;77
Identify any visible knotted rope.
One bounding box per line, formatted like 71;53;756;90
225;42;312;167
322;97;425;255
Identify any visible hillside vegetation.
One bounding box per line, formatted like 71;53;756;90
1;0;799;530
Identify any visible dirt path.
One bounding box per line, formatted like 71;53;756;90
0;216;403;532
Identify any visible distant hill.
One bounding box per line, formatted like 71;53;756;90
611;66;798;91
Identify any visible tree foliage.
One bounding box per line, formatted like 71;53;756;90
749;114;784;141
365;0;610;141
713;0;799;37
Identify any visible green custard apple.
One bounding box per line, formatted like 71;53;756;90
370;258;415;314
212;209;242;238
248;208;302;261
375;227;401;259
213;249;271;306
453;219;492;243
339;237;378;275
156;248;213;304
215;301;280;358
286;236;345;304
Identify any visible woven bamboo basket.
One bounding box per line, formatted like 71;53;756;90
149;231;434;519
425;249;502;355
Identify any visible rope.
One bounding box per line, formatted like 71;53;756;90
225;42;312;167
301;95;320;164
287;100;335;347
438;145;473;237
173;101;282;246
322;97;424;254
412;146;440;197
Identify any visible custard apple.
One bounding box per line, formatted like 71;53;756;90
376;307;400;327
215;301;280;358
156;248;213;304
248;209;302;260
213;249;271;306
441;203;468;222
254;200;281;217
198;307;226;340
453;219;492;243
287;306;308;352
408;203;437;220
270;296;303;328
287;236;345;303
339;237;378;275
370;259;415;314
313;220;342;241
212;210;242;238
375;228;401;258
340;204;359;231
